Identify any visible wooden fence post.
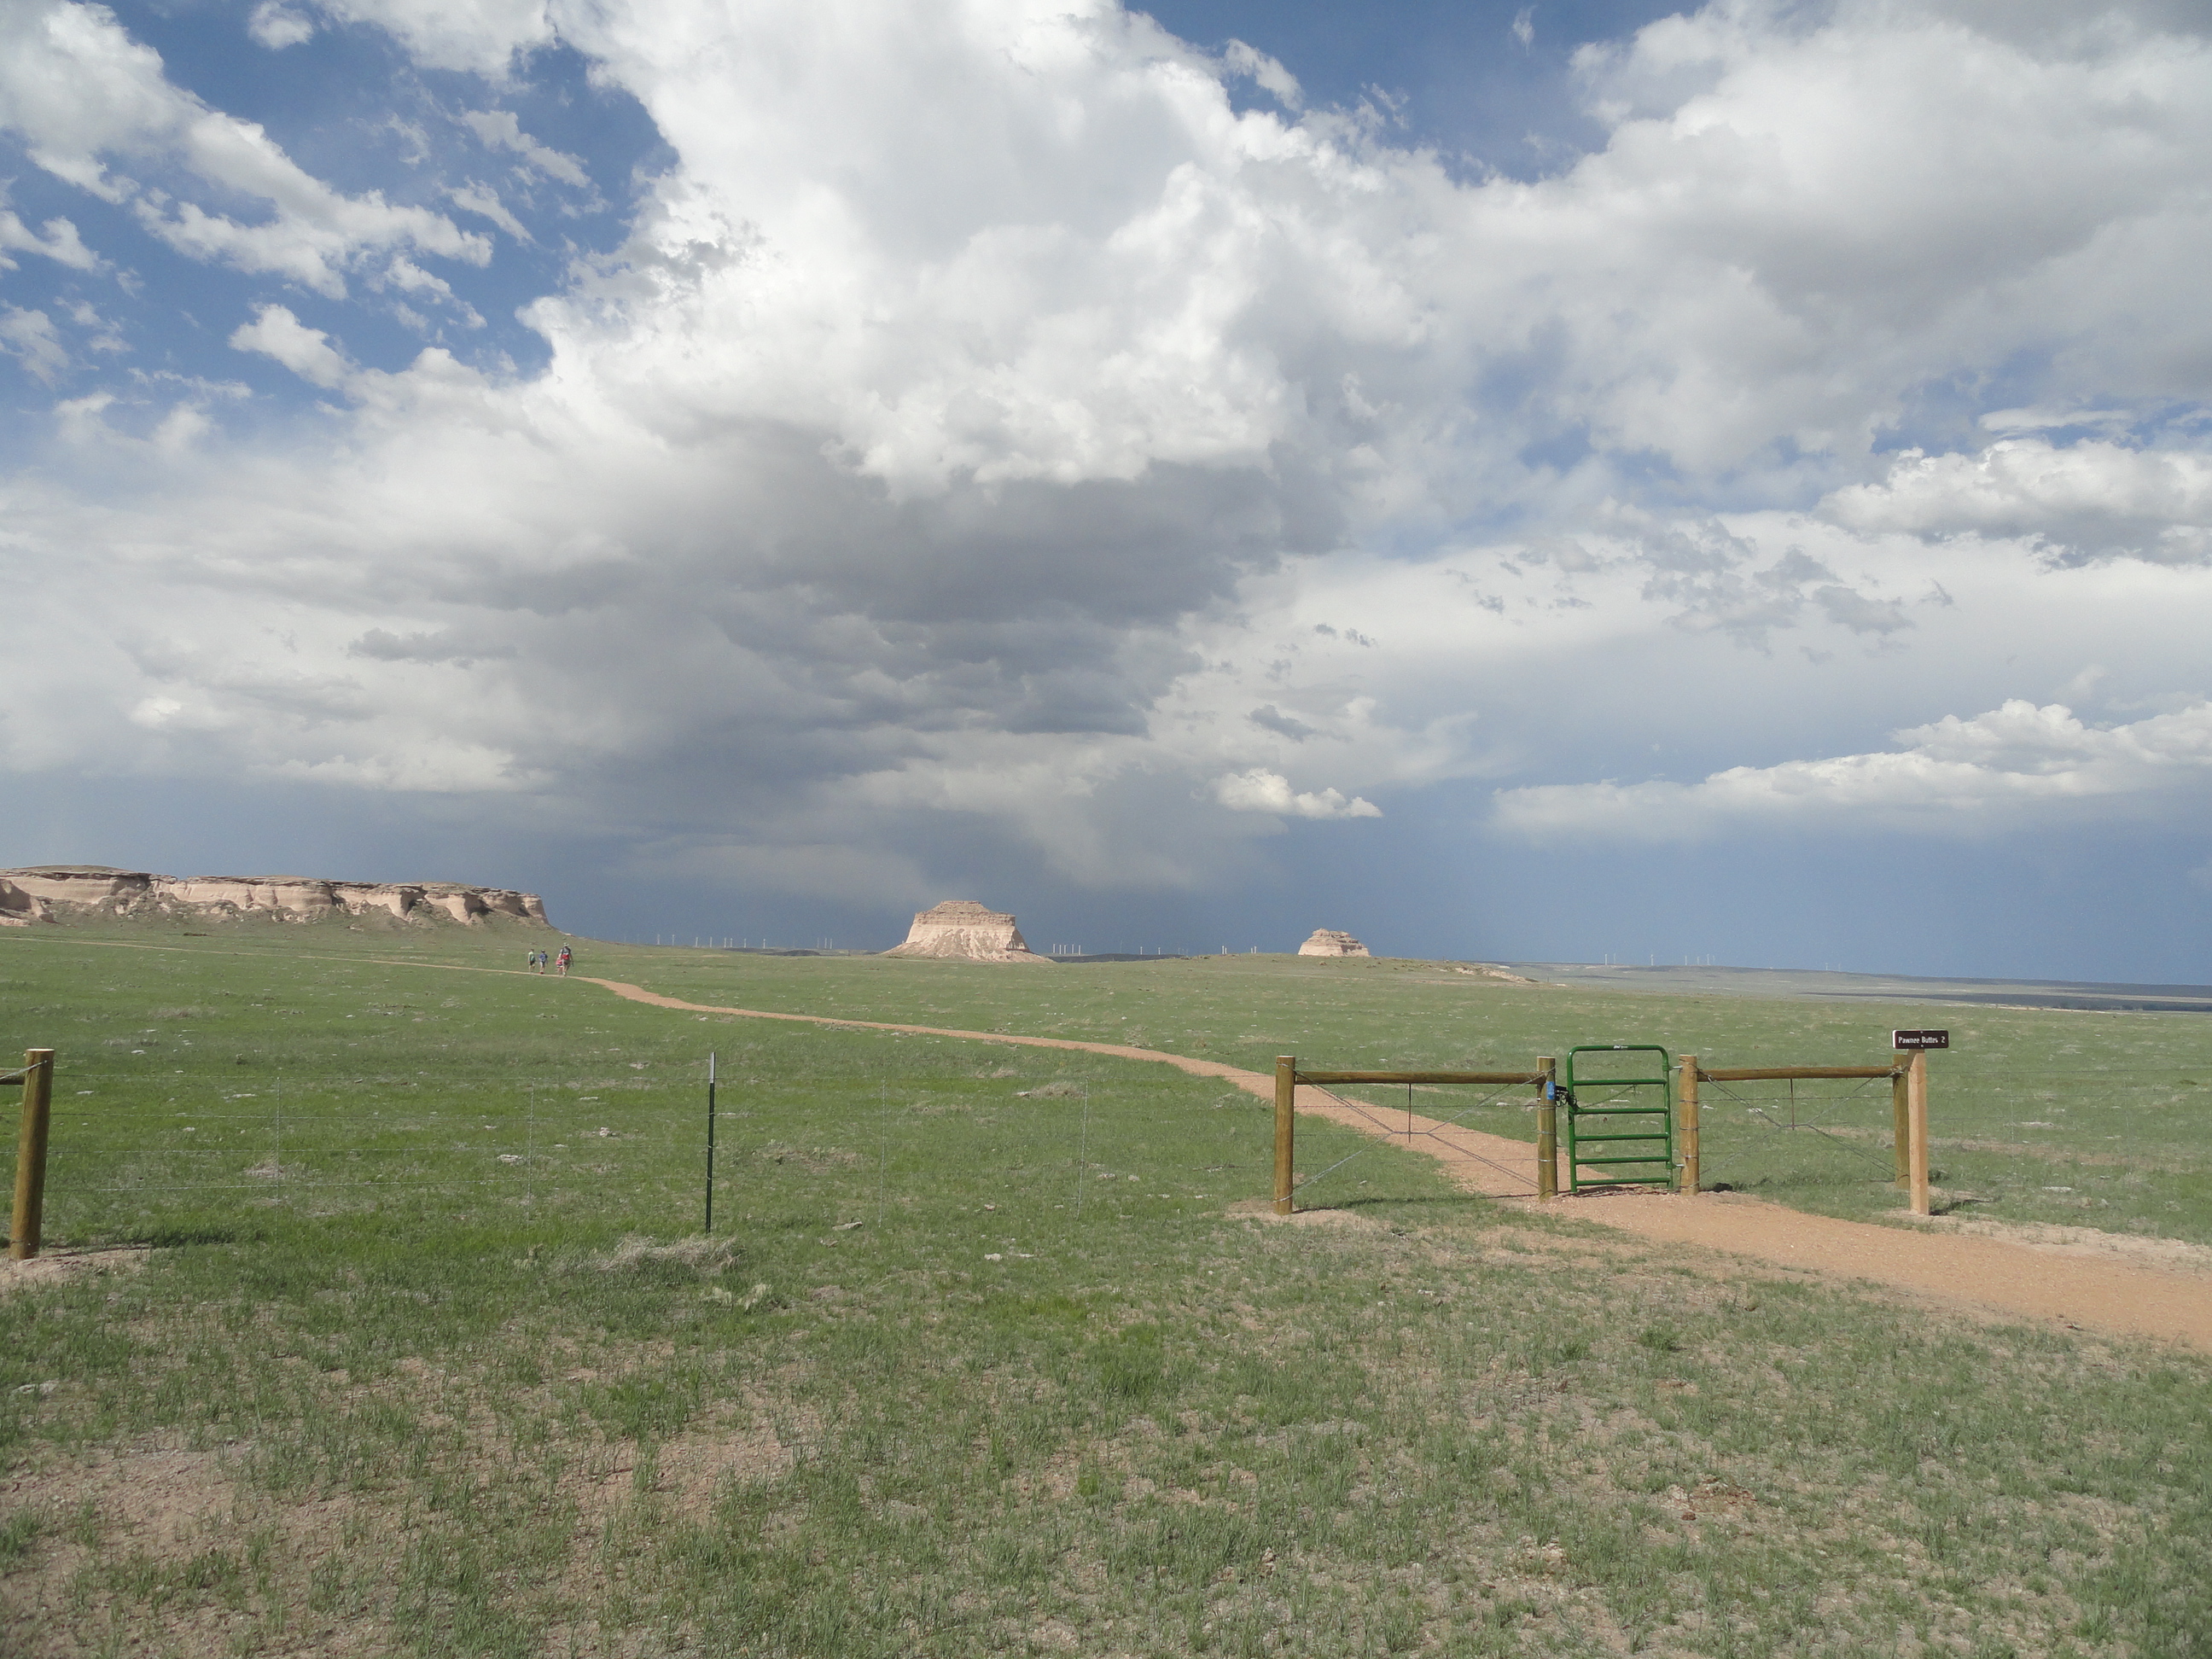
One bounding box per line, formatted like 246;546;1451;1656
1906;1050;1930;1217
1678;1056;1700;1194
1273;1056;1295;1216
1535;1056;1557;1201
9;1050;55;1262
1891;1063;1911;1189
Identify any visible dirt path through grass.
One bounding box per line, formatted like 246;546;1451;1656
23;936;2209;1352
582;975;2212;1353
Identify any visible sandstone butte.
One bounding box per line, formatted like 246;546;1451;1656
882;899;1052;964
1298;928;1371;958
0;865;550;929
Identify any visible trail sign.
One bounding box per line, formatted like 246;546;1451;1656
1892;1029;1949;1051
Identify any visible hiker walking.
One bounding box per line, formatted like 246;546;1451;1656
556;946;572;976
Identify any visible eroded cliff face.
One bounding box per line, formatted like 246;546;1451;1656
0;866;550;928
1298;928;1371;958
882;899;1051;964
0;878;55;927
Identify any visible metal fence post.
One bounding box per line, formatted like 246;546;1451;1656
9;1050;56;1261
1535;1056;1557;1201
704;1053;719;1233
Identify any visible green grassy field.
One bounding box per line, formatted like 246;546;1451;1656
3;923;2209;1656
704;943;2208;1243
199;928;2212;1242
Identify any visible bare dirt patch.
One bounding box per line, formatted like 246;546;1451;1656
1224;1198;1382;1231
1551;1187;2212;1351
0;1431;368;1659
1901;1212;2212;1276
0;1247;148;1296
2;1337;824;1658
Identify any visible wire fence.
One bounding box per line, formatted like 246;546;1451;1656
0;1054;1452;1249
11;1051;2208;1245
15;1068;704;1240
1689;1063;2212;1224
701;1070;1289;1239
1277;1078;1545;1201
1249;1056;2209;1229
1693;1072;1902;1197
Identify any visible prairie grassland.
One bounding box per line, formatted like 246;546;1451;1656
1;925;2208;1656
474;933;2212;1243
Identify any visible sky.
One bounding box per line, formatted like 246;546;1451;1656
3;0;2210;982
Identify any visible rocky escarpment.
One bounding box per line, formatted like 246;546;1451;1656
1298;928;1371;958
882;899;1051;964
0;866;550;928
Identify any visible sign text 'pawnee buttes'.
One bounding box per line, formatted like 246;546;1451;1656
1892;1029;1949;1051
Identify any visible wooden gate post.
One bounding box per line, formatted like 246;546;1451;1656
1535;1056;1557;1201
1273;1056;1295;1215
9;1050;55;1261
1891;1063;1911;1189
1678;1057;1700;1194
1906;1050;1930;1217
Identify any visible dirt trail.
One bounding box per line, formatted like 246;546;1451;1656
16;940;2207;1353
576;976;1278;1087
582;976;2212;1353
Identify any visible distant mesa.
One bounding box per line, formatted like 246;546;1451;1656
0;865;550;929
1298;928;1371;958
882;899;1052;964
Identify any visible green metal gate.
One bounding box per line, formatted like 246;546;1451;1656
1561;1045;1674;1190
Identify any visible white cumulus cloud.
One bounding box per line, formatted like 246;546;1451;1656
0;306;68;384
1825;439;2212;563
304;0;555;75
0;0;487;295
228;304;354;388
4;0;2212;905
461;108;591;187
1214;769;1382;820
247;3;317;49
1493;698;2212;841
0;204;95;270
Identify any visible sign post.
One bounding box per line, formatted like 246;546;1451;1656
1905;1051;1930;1216
1890;1032;1941;1216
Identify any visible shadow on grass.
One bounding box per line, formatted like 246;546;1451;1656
125;1225;259;1248
1291;1194;1499;1213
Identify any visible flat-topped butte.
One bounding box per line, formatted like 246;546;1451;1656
0;864;550;928
882;899;1051;963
